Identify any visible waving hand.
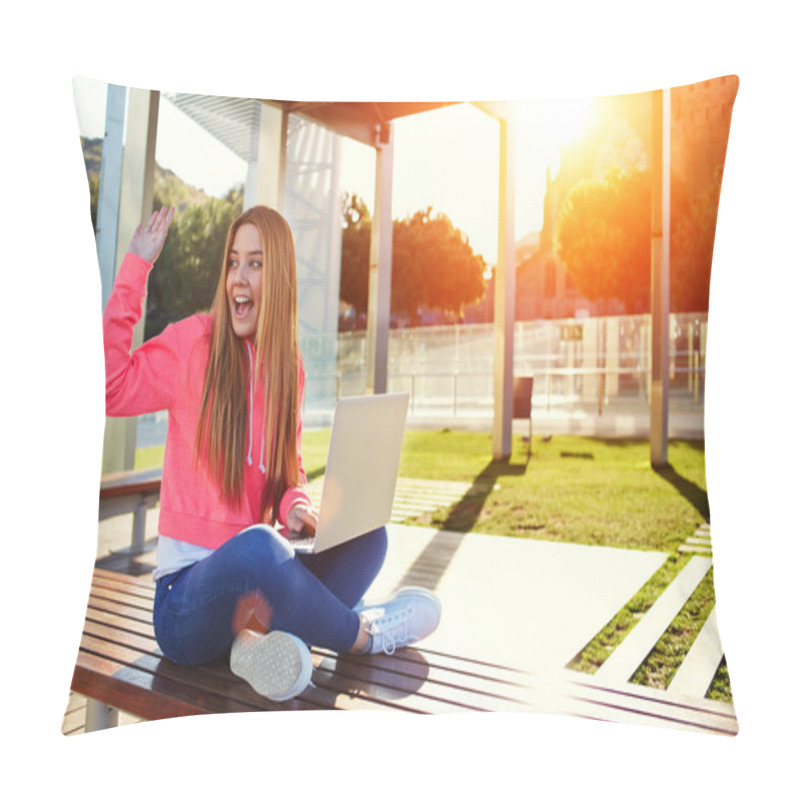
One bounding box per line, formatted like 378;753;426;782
128;206;175;264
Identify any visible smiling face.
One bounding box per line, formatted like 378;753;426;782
226;223;264;341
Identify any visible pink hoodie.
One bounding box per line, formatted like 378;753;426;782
103;252;311;549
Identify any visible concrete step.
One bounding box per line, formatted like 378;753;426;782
668;607;724;697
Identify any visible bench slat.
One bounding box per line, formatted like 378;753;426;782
318;649;737;733
92;571;155;599
85;594;154;626
94;567;157;588
72;568;738;734
99;468;162;500
73;648;255;719
311;653;513;714
87;584;154;613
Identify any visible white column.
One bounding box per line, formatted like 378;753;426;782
607;317;620;396
102;88;159;475
245;102;287;212
366;125;394;395
493;112;516;459
650;89;670;467
96;84;126;311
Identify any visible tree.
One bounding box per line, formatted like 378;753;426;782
339;194;487;327
555;167;651;313
392;208;486;324
144;185;243;339
670;167;723;312
555;166;720;314
339;192;372;320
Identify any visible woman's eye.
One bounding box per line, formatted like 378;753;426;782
251;260;263;269
227;259;238;270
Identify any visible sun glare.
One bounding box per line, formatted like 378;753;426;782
554;98;594;146
517;97;595;171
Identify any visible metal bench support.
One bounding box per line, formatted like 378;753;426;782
84;699;119;732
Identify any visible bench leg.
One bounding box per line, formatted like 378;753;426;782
85;699;119;732
131;502;147;554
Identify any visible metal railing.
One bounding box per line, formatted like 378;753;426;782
304;359;705;419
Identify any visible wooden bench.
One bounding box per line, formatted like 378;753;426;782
99;468;162;554
70;568;739;735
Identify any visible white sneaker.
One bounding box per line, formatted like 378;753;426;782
360;587;441;655
230;630;313;702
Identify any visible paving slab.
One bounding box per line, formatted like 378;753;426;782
362;524;668;673
668;607;724;697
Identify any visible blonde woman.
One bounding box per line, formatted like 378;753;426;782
104;205;440;702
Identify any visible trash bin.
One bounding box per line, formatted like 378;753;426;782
513;376;534;455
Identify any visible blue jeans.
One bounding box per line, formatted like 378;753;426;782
153;525;388;665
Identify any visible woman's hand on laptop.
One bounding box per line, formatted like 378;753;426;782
285;503;318;539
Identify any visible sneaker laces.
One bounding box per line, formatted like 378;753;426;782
363;605;415;655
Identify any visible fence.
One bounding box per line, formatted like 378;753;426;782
136;313;708;448
301;313;707;432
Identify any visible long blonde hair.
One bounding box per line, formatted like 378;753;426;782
195;205;300;524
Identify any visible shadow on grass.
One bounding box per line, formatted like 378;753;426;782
305;465;325;483
654;463;710;522
591;436;706;454
394;456;527;593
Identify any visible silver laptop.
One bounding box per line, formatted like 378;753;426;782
290;392;410;554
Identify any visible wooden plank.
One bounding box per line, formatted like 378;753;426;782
85;594;154;625
72;648;254;720
92;568;155;593
90;576;155;603
312;649;538;713
93;567;157;588
595;556;713;683
86;605;154;638
99;468;162;500
87;584;154;613
312;646;737;734
668;608;725;698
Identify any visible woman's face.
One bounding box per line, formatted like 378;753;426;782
226;223;264;341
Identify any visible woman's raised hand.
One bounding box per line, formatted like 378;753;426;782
128;206;175;264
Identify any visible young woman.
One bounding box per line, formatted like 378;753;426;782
103;204;440;702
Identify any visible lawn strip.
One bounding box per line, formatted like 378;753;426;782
565;554;690;674
706;657;733;703
630;568;718;690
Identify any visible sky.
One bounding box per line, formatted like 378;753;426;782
73;75;593;263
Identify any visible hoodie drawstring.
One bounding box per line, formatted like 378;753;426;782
246;342;266;474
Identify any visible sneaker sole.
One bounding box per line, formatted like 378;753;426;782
230;630;313;702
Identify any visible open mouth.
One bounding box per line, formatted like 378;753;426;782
233;296;254;319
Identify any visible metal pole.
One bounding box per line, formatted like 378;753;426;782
492;109;516;459
366;125;394;395
650;89;670;468
96;83;126;311
102;87;159;476
84;699;119;732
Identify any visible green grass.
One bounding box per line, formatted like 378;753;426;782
134;446;167;470
137;429;709;552
398;429;707;553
